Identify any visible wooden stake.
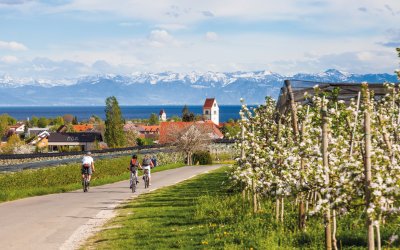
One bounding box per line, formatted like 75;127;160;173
362;83;375;250
322;96;332;250
350;92;361;156
285;80;306;230
332;210;338;250
276;198;280;222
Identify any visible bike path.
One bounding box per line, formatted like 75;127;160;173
0;165;222;250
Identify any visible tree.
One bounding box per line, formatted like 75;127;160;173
220;121;240;138
0;114;9;137
63;114;74;124
397;48;400;80
124;130;138;147
30;116;39;127
182;105;195;122
169;115;181;122
148;113;159;125
1;134;23;154
72;116;78;125
52;116;64;126
37;117;49;128
104;96;126;148
166;123;212;165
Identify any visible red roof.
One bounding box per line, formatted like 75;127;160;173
72;124;94;132
203;98;215;109
142;125;160;133
159;121;223;144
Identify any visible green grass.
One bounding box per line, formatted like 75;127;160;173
84;167;400;250
0;156;184;203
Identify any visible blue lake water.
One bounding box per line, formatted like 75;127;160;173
0;105;251;122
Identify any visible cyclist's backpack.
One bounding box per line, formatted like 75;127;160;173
142;158;152;166
130;159;138;171
151;157;157;167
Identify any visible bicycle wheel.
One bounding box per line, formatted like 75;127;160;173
131;173;136;193
144;174;149;189
83;176;88;192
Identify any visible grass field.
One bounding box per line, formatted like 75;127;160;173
0;156;184;203
84;166;400;249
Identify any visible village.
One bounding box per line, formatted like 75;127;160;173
0;98;236;154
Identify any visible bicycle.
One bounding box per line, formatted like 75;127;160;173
143;169;150;189
82;173;89;192
130;169;138;193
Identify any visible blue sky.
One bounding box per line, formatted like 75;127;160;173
0;0;399;80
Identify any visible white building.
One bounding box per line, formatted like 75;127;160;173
203;98;219;125
159;109;167;121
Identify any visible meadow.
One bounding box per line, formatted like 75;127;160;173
84;167;400;249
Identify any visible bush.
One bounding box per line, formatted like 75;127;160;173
192;151;212;165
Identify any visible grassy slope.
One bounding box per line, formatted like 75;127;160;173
0;155;184;203
85;167;400;250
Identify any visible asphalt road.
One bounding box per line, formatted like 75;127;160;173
0;165;222;250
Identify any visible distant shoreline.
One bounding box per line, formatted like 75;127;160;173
0;105;255;122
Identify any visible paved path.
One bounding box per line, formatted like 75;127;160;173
0;165;222;250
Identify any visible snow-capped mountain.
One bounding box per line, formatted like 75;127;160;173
0;69;397;105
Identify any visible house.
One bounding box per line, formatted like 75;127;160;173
203;98;219;125
124;122;159;140
47;132;103;151
159;109;167;122
159;121;223;144
26;127;50;138
29;131;51;148
8;123;25;135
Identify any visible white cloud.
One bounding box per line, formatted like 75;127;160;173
154;23;187;31
147;29;181;48
0;55;18;63
0;40;27;51
205;32;218;42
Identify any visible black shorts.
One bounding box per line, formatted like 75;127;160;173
81;166;92;175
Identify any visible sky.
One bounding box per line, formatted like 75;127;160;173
0;0;399;80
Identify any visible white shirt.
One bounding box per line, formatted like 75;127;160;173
82;156;94;165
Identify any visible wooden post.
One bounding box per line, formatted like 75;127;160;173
241;122;246;199
362;83;375;250
276;198;280;222
251;124;258;213
350;92;361;156
332;210;338;250
322;96;332;250
285;80;305;230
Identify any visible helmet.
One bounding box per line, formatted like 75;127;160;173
86;151;92;155
132;154;137;159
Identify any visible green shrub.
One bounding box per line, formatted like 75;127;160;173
192;151;212;165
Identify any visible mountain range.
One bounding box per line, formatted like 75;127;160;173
0;69;398;105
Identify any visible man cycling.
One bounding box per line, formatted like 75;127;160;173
142;155;154;186
128;154;141;188
82;151;95;188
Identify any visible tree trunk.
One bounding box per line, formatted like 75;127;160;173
362;83;375;250
332;210;338;250
280;197;284;223
376;220;381;250
322;97;332;250
276;198;280;222
252;179;257;213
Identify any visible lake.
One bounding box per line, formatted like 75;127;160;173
0;105;251;122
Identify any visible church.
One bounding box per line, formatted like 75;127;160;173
203;98;219;125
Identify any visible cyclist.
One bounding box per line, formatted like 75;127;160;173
128;154;141;188
81;151;95;188
142;154;154;185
